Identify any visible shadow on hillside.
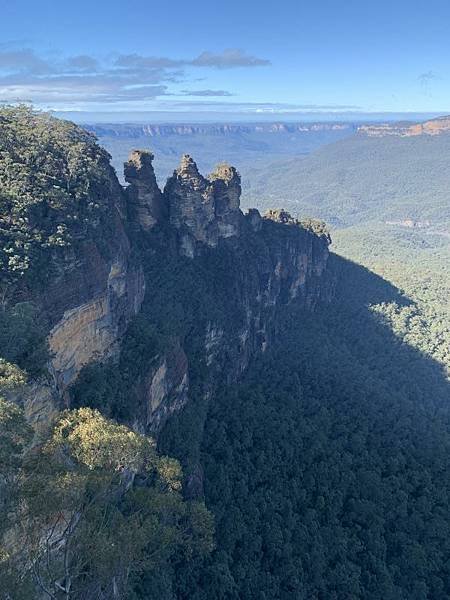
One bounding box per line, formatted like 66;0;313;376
153;249;450;600
330;252;412;307
160;253;450;600
313;253;450;409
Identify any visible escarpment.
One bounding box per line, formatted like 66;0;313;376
0;110;333;438
0;109;144;425
110;151;333;433
37;159;145;395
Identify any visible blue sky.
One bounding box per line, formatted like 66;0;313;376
1;0;450;120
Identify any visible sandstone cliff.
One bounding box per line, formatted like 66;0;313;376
119;151;332;434
40;163;145;399
0;109;145;426
163;155;241;256
124;149;167;229
358;116;450;137
0;109;333;442
87;122;355;138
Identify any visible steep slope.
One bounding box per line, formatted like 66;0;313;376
2;108;450;599
0;107;332;434
73;151;332;440
0;107;145;427
359;115;450;137
0;108;333;597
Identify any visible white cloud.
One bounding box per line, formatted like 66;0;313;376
0;47;269;107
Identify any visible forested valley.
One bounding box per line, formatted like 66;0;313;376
157;253;450;599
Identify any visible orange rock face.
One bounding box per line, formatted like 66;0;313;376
359;116;450;137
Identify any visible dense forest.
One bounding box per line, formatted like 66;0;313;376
333;224;450;376
154;252;450;599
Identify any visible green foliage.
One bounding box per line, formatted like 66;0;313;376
0;407;213;599
244;133;450;227
2;109;449;598
0;397;32;526
0;105;115;290
48;407;158;473
0;397;31;472
0;359;27;393
332;224;450;377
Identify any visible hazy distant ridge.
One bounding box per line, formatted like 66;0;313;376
86;121;356;138
358;115;450;137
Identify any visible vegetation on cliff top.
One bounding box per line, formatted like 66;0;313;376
243;132;450;227
0;106;116;292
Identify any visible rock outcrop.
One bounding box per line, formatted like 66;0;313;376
358;116;450;137
2;114;146;424
164;155;241;256
39;168;145;396
139;344;189;433
118;150;333;431
48;255;144;392
124;149;167;229
1;110;333;440
87;122;355;138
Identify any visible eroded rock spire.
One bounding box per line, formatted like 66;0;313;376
177;154;203;179
164;155;242;256
124;150;166;230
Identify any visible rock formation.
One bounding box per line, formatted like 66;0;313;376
165;154;217;255
1;110;333;439
209;163;241;239
358;115;450;137
118;150;332;431
2;114;145;422
124;149;167;229
163;154;241;256
87;122;355;138
39;166;145;397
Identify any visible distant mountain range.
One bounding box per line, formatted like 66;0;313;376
88;116;450;230
243;116;450;228
86;121;359;183
86;121;356;138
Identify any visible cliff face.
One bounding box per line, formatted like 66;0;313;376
358;116;450;137
48;253;144;392
163;155;241;256
1;110;332;439
39;165;145;397
0;110;145;425
123;151;332;433
124;150;167;229
87;122;355;138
